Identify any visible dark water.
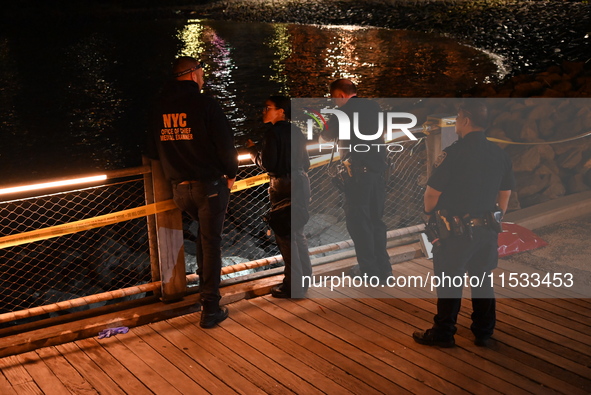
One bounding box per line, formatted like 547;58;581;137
0;16;504;185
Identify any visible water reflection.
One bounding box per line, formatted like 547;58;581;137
266;25;291;93
0;18;505;184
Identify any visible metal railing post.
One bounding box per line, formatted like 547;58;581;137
425;115;455;178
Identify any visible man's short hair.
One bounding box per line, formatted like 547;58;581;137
330;79;357;96
172;56;199;77
458;100;488;129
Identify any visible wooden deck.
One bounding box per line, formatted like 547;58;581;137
1;255;590;394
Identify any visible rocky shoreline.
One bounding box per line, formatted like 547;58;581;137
194;0;590;77
190;0;591;209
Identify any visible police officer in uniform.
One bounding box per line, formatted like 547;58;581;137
145;56;238;328
413;100;515;347
321;79;391;283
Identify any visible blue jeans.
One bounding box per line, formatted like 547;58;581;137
172;178;229;308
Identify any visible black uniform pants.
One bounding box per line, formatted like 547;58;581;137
432;226;498;340
172;178;230;311
269;172;312;297
343;170;391;281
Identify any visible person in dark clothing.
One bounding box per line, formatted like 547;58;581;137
145;56;238;328
248;95;312;298
413;100;515;347
320;79;392;284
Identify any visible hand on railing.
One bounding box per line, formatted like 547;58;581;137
226;177;236;190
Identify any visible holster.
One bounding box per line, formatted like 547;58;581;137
434;210;452;240
486;209;503;233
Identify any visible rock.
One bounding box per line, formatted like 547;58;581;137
538;118;557;138
511;146;541;172
515;171;550;198
513;81;544;97
585;169;591;188
507;191;521;212
519;120;539;141
542;174;566;199
556;148;583;169
566;173;590;194
92;237;150;289
540;88;564;98
552;80;573;93
536;72;563;87
562;61;585;78
537;145;555;162
487;126;512;149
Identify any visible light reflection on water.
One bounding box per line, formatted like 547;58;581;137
0;18;504;184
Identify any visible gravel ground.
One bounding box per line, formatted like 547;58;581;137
501;213;591;294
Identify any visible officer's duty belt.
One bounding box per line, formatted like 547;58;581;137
467;217;488;227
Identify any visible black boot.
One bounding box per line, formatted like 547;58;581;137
200;300;229;328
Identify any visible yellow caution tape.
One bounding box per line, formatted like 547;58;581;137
488;130;591;145
231;173;270;192
0;200;177;250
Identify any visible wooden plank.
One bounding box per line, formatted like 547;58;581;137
500;298;591;338
35;347;98;394
11;382;43;395
239;298;384;395
96;333;183;394
264;296;434;394
247;297;413;394
15;351;70;395
307;289;528;395
131;324;237;394
146;320;264;395
179;313;323;394
164;315;291;395
0;355;37;388
383;292;591;392
54;342;126;395
495;306;591;357
354;296;564;395
505;298;591;326
370;296;590;395
0;372;18;395
220;300;355;394
314;286;554;395
74;338;152;394
107;328;208;395
396;261;591;359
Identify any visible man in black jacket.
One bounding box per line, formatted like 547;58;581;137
321;79;392;284
145;56;238;328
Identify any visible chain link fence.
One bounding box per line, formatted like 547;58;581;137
0;138;427;323
0;177;149;324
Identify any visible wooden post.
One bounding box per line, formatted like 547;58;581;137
143;156;186;302
143;156;161;298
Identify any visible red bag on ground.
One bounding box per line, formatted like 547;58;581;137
498;222;548;257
